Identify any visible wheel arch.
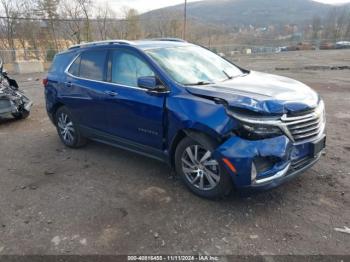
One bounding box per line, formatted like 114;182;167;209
168;128;222;168
51;102;65;124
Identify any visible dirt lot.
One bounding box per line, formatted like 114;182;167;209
0;50;349;255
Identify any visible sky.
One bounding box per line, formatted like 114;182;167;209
102;0;350;14
314;0;350;3
104;0;200;14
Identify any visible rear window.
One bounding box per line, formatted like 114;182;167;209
79;50;108;81
49;52;76;74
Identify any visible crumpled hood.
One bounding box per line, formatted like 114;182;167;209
185;71;319;115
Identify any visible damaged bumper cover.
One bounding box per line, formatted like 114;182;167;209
213;134;325;191
0;97;32;116
0;82;32;118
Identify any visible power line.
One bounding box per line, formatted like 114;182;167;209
0;15;122;22
0;15;172;22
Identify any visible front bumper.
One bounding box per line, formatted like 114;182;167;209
213;134;325;191
241;153;321;192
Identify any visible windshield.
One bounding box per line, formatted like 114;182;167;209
146;45;243;85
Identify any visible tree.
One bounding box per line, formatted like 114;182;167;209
0;0;18;60
323;8;350;42
95;2;117;40
142;10;183;38
312;15;321;41
345;12;350;39
124;8;141;40
36;0;60;50
15;0;41;59
60;0;80;44
336;9;349;40
76;0;92;42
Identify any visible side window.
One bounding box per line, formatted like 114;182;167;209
111;50;154;87
79;50;107;81
50;52;75;74
68;55;81;76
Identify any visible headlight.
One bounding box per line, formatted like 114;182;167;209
226;110;284;140
237;122;283;140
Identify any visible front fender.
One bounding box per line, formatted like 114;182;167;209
166;92;235;147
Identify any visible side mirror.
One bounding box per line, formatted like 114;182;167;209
137;76;157;89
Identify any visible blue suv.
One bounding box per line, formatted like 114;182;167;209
44;39;326;199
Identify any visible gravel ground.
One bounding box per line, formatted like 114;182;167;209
0;50;349;255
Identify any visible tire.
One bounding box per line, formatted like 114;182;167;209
12;109;30;120
55;106;87;148
174;136;233;199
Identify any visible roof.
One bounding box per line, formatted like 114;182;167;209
133;40;190;50
67;38;190;51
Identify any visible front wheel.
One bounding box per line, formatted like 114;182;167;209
55;106;87;148
175;136;233;199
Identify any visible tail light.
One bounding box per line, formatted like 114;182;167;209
42;77;48;87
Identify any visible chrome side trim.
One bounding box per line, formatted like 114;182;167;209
254;163;291;184
65;71;149;92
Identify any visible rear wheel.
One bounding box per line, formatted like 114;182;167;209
175;136;233;199
55;106;87;148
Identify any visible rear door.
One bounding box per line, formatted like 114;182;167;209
63;49;109;131
103;48;166;149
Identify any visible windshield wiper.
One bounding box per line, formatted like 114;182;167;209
223;70;233;81
184;81;213;86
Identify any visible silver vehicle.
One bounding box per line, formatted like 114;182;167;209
0;57;32;120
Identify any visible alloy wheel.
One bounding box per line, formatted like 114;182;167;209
181;145;220;191
57;112;75;144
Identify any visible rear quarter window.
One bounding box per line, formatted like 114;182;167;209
49;52;76;75
68;56;81;76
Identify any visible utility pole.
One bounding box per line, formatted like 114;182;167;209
182;0;187;40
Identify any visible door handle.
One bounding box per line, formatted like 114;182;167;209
65;82;72;87
105;90;118;97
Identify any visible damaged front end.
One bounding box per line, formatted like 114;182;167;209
0;58;32;120
182;71;326;191
212;100;326;191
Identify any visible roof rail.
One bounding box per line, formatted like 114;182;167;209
68;40;133;50
149;38;187;42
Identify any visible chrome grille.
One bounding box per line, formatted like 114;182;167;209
281;101;325;143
